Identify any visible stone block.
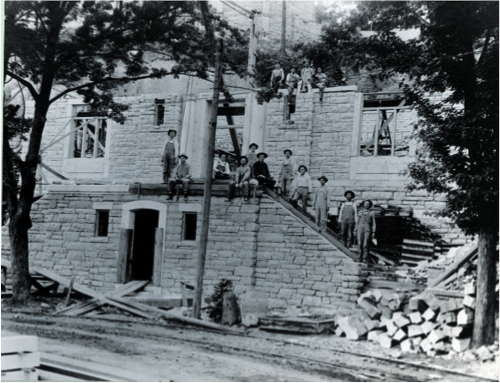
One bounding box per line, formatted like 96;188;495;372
457;308;474;325
408;311;423;324
357;297;381;319
367;329;384;342
302;296;323;307
234;267;253;277
407;325;425;338
393;314;410;328
462;295;475;309
452;337;471;353
257;232;285;243
377;334;394;349
422;308;438;322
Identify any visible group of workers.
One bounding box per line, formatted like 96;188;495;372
162;131;376;262
270;59;328;102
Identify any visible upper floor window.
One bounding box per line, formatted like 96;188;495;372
72;105;107;159
154;99;165;126
359;95;416;157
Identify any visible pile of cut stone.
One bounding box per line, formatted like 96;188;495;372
336;284;477;356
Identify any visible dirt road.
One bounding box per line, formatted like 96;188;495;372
2;306;497;382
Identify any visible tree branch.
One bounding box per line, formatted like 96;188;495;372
48;71;184;104
5;71;39;101
476;29;491;69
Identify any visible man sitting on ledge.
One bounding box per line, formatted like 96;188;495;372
167;154;192;202
226;156;251;202
253;152;276;188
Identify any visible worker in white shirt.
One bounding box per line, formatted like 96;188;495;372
162;129;179;183
290;165;312;214
213;153;231;180
338;190;358;248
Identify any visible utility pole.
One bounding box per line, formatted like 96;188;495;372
246;12;257;85
280;0;286;55
192;37;223;320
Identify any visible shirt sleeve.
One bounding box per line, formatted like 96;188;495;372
353;203;358;223
338;204;344;221
371;212;376;232
213;159;219;171
307;175;312;193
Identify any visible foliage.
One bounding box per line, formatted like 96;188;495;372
2;1;248;303
206;278;234;323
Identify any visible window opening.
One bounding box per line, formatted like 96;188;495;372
359;96;415;157
72;105;107;159
95;210;109;237
183;212;197;241
154;99;165;126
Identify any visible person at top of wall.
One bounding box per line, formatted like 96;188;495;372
355;200;376;263
168;154;192;202
213;153;231;181
253;152;276;187
226;156;251;202
338;190;358;249
314;176;330;232
270;62;285;93
162;129;179;183
314;67;327;102
246;143;259;177
278;149;297;201
285;66;301;99
299;59;314;94
290;165;312;214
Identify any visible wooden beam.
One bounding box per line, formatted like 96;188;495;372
217;106;245;116
40;162;69;180
117;229;133;284
428;244;478;288
153;228;163;287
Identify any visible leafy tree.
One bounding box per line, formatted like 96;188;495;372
3;1;247;304
315;1;498;347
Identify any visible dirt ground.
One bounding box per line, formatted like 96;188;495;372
2;298;498;382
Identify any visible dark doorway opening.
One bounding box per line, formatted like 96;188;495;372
130;209;159;281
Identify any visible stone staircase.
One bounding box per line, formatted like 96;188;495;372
263;186;359;262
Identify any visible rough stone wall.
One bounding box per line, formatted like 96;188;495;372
4;188;364;313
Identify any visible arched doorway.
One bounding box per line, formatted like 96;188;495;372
119;201;167;285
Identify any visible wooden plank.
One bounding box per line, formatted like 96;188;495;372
153;228;163;287
117;229;133;284
40;162;69;181
429;244;478;288
2;336;38;354
217;106;245;116
58;280;149;315
369;250;395;265
2;369;38;382
37;369;81;382
426;288;463;299
32;268;106;299
62;279;74;308
402;239;435;247
2;352;40;371
366;280;425;291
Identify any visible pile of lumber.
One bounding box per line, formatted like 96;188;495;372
401;239;435;267
335;284;477;356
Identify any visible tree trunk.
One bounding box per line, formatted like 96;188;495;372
9;214;32;304
471;225;497;347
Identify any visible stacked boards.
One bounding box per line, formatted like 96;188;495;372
401;239;435;267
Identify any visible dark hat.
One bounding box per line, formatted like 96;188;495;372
178;153;188;159
283;149;293;155
249;143;259;149
318;175;328;182
344;190;356;198
218;152;227;158
239;156;248;164
362;200;373;209
167;129;177;136
257;152;268;159
298;165;308;172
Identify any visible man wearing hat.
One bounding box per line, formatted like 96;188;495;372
162;129;179;183
355;200;377;262
168;154;192;201
290;165;312;214
314;176;330;231
270;62;284;93
278;149;297;200
338;191;358;248
213;153;231;180
246;143;259;177
253;152;276;187
286;66;301;97
226;156;251;202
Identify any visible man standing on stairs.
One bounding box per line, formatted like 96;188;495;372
290;165;312;214
355;200;376;263
246;143;259;178
278;149;297;200
314;176;330;232
338;191;358;248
